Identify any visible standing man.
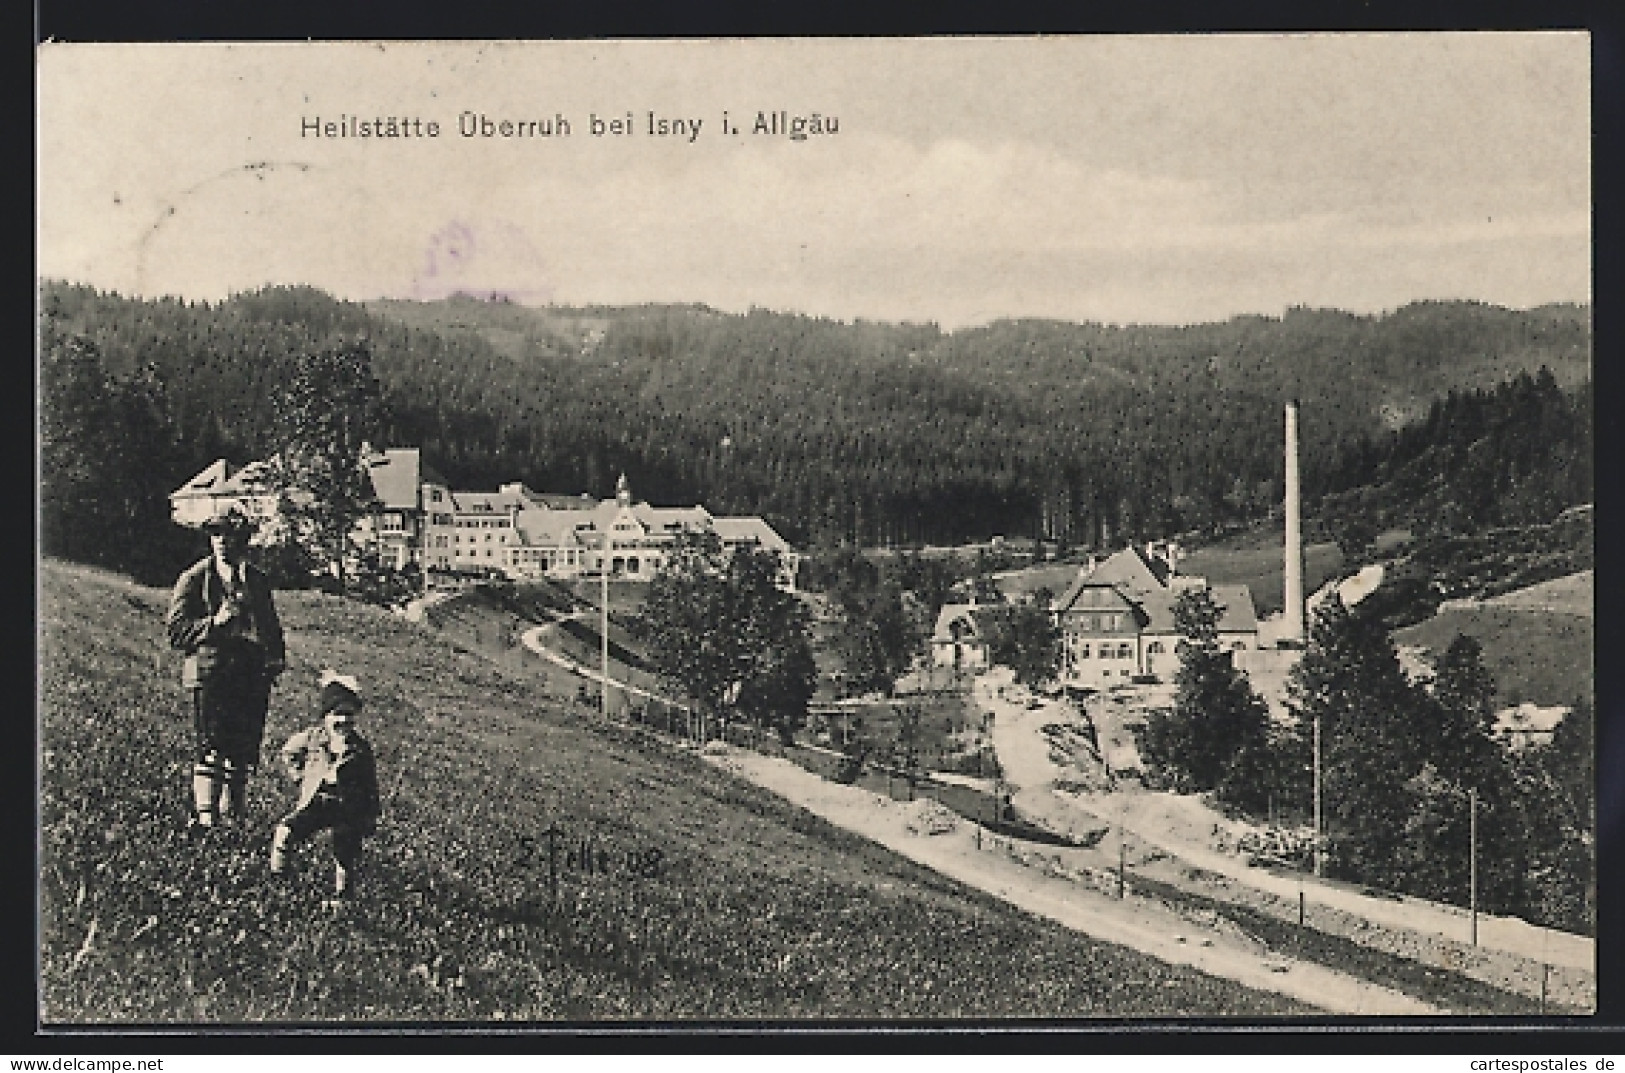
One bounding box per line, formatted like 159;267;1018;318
167;501;286;830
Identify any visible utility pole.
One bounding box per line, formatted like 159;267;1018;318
1118;824;1126;899
601;528;611;721
1313;711;1323;878
1470;786;1479;946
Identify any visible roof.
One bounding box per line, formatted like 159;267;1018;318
1493;702;1569;739
1139;584;1259;636
1088;546;1171;593
170;458;275;500
712;516;791;553
450;489;531;514
529;492;598;509
513;508;595;547
931;603;997;644
1052;574;1139;614
367;448;421;510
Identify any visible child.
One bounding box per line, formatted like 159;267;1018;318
270;670;381;900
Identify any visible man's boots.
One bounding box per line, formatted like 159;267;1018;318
333;859;351;899
217;758;247;826
269;824;293;875
190;754;222;832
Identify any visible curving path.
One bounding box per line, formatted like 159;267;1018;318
977;673;1594;974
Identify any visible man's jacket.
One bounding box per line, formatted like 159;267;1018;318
167;556;286;686
280;725;381;831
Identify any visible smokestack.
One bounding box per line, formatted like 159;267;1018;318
1284;400;1306;643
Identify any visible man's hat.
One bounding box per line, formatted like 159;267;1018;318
200;501;257;535
319;669;364;717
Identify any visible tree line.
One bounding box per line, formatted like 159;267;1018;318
1318;368;1593;547
39;282;1590;587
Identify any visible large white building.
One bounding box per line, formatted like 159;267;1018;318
171;454;799;588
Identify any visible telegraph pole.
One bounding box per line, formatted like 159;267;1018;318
1470;786;1479;946
601;528;611;721
1312;711;1323;877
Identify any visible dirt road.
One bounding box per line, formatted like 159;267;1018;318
704;746;1438;1015
976;673;1595;979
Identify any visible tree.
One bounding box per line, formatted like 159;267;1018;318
1327;507;1378;568
39;315;196;585
266;337;384;593
39;318;120;568
820;548;921;697
636;531;816;743
1136;587;1276;812
985;598;1060;687
890;551;960;620
1287;594;1429;886
1513;696;1596;933
1420;634;1498;783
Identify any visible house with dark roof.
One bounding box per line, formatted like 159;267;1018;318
1050;545;1258;688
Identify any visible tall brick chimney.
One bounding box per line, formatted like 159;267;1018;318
1284;400;1306;644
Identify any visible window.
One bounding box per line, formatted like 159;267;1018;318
1078;643;1091;660
1119;643;1133;660
1148;641;1164;654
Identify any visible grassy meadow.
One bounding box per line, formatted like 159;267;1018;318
1395;605;1593;709
38;559;1307;1023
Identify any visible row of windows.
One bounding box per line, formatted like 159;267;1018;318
425;516;512;529
1072;642;1135;660
1067;613;1127;632
513;549;584;566
1066;640;1172;660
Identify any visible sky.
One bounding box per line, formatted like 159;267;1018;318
37;35;1591;329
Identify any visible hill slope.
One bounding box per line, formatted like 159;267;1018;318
39;560;1305;1022
1395;603;1593;709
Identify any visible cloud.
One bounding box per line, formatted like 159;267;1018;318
38;40;1590;328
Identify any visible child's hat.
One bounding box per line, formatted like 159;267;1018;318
319;669;363;716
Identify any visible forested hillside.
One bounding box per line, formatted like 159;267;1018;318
40;282;1590;587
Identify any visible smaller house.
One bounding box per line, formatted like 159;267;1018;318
171;447;445;571
930;603;995;671
1492;702;1569;750
169;458;279;530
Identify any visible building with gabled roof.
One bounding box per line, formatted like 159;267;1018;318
169;458;279;529
173;447;448;572
1050;544;1258;689
172;454;799;589
498;474;799;589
